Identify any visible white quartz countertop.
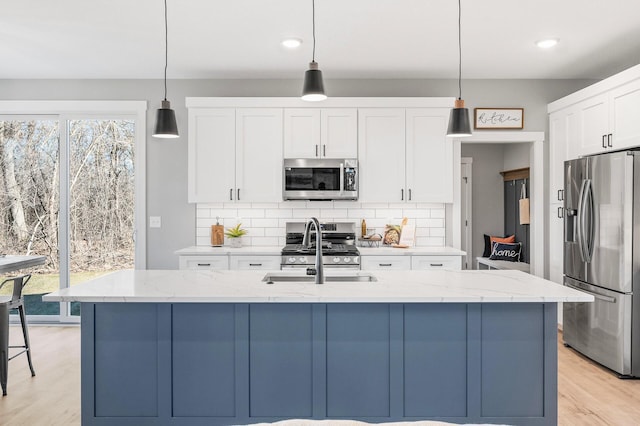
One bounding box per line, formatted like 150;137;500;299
43;269;593;304
175;246;465;256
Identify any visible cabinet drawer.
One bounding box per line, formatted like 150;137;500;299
411;256;461;270
361;256;411;270
179;255;229;270
229;255;281;270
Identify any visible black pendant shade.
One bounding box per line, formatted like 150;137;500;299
302;61;327;102
447;99;472;137
153;100;179;138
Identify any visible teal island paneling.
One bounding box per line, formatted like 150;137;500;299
81;302;557;425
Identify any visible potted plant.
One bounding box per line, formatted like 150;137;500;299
225;223;247;248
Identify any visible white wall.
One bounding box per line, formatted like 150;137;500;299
0;78;596;268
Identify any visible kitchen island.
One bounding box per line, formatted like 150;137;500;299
45;269;592;426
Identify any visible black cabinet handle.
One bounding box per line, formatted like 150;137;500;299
602;135;607;148
401;189;404;201
409;189;412;201
557;206;564;218
315;144;319;157
230;188;233;200
237;188;240;200
557;189;564;201
379;263;393;267
197;263;211;267
249;263;262;267
323;145;326;157
430;263;444;267
608;133;613;147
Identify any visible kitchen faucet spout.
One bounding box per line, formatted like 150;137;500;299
303;217;324;284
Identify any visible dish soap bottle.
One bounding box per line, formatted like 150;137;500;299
361;219;367;237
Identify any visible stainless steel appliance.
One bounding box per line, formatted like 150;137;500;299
283;158;358;200
563;151;640;377
281;222;360;269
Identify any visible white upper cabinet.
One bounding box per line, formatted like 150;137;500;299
283;108;357;158
577;94;609;156
358;108;406;202
188;107;283;203
358;108;453;203
610;79;640;151
406;108;453;203
235;108;283;202
188;108;236;203
549;107;578;202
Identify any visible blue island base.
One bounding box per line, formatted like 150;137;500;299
81;302;557;425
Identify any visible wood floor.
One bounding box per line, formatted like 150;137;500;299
0;326;639;425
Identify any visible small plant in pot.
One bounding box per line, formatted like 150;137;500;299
225;223;247;248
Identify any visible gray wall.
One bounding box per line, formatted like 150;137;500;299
0;78;595;268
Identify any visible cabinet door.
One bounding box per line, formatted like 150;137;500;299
405;108;452;202
610;79;640;151
320;108;358;158
283;108;320;158
578;94;609;156
188;108;236;203
358;109;406;202
549;108;579;203
236;108;283;202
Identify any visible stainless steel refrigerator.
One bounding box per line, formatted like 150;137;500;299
563;150;640;377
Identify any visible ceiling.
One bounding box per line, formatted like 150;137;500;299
2;0;640;80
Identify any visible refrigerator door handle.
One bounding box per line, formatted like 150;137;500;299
565;282;616;303
584;179;595;262
576;179;588;262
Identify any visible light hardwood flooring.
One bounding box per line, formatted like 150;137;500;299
1;326;639;425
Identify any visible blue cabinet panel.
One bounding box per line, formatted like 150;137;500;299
481;304;545;417
326;304;390;417
249;304;313;417
172;304;236;417
94;303;158;417
404;304;468;417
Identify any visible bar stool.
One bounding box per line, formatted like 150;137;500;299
0;274;36;396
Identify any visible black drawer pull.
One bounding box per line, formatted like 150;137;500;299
602;135;607;148
379;263;392;267
197;263;211;267
558;206;564;218
249;263;262;266
608;133;613;147
430;263;444;267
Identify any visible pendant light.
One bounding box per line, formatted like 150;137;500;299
152;0;179;138
446;0;472;137
301;0;327;101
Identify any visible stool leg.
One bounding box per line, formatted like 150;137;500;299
18;305;35;377
1;304;9;396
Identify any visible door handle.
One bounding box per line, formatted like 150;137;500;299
323;144;326;157
565;282;616;303
237;188;240;200
577;179;587;262
408;189;412;201
315;144;319;157
230;188;233;201
401;189;404;201
557;189;564;201
557;206;564;218
602;135;607;149
608;133;613;147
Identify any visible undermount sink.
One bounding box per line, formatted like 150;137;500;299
262;272;377;284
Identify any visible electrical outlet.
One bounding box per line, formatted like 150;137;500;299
149;216;161;228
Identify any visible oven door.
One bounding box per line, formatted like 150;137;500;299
283;159;357;200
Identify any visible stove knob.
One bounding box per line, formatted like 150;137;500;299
343;257;351;263
288;257;297;263
299;257;307;263
333;257;341;263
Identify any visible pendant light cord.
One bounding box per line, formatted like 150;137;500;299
312;0;316;62
457;0;462;100
163;0;169;101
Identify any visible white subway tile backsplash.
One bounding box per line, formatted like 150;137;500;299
196;202;447;248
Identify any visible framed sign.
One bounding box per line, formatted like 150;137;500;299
474;108;524;129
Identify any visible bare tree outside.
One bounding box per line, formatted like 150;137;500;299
0;118;135;313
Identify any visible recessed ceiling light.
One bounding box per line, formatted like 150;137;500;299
536;38;559;49
281;38;302;49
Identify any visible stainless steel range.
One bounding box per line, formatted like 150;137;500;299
281;222;360;269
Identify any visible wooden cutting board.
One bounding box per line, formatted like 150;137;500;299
211;225;224;246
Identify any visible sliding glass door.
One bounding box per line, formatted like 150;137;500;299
1;104;144;322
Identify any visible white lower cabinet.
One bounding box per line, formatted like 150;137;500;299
229;255;281;270
360;256;411;270
178;255;229;270
411;256;461;270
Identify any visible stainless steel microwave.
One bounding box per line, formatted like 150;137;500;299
283;158;358;200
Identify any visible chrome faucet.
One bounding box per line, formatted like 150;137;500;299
302;217;324;284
